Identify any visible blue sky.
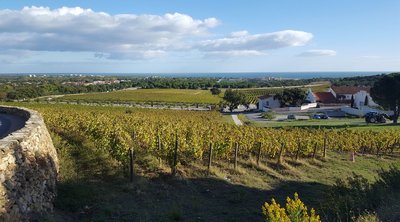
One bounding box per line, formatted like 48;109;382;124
0;0;399;73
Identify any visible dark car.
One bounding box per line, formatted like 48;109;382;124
320;114;329;119
313;114;329;119
287;114;296;120
312;114;321;119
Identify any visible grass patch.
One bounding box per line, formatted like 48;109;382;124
220;114;235;124
237;114;251;125
248;116;400;130
46;149;400;221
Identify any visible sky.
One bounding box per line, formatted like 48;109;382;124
0;0;399;73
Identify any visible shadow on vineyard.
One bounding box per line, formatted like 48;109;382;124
284;123;400;130
44;129;400;222
52;166;331;221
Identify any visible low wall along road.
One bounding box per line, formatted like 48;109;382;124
0;106;59;221
0;113;26;139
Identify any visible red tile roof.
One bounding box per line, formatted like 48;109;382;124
313;92;336;102
331;86;370;94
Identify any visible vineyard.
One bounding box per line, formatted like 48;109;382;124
239;88;284;104
5;102;400;221
238;84;329;104
20;103;400;173
57;88;222;104
51;84;329;106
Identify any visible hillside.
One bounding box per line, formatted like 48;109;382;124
4;102;399;221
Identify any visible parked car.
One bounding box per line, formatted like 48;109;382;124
313;114;329;119
287;114;296;120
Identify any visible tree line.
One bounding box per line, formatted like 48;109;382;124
0;75;317;101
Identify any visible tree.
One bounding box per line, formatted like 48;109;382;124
350;95;355;108
210;87;221;95
370;73;400;124
364;95;369;106
274;88;306;107
223;89;246;112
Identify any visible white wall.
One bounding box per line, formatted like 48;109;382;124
353;90;378;108
258;97;280;111
301;103;318;110
306;88;317;103
341;106;393;117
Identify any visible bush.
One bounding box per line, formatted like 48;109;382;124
321;166;400;221
210;87;221;95
323;173;373;221
262;193;321;222
375;165;400;192
355;212;381;222
261;111;276;120
137;155;160;172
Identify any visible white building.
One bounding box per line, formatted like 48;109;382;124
331;86;378;108
258;95;280;111
352;90;378;108
306;88;316;103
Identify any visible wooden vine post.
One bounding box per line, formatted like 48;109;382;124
172;133;179;176
129;131;136;182
323;134;327;158
312;142;318;160
295;139;301;161
234;142;239;170
129;148;134;182
256;142;262;166
207;142;213;173
277;143;285;165
350;151;355;162
157;134;162;167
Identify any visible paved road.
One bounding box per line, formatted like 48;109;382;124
0;114;26;139
231;115;243;126
245;113;310;121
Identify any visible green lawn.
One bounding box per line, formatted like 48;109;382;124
220;114;235;124
58;88;222;104
247;116;400;130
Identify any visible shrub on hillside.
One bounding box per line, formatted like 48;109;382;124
261;111;276;120
262;193;321;222
354;212;381;222
321;165;400;221
210;87;221;95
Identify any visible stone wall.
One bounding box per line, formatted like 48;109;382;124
0;106;59;221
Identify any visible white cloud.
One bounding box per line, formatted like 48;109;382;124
0;6;315;61
0;6;219;60
199;30;313;52
205;50;267;58
298;49;337;57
